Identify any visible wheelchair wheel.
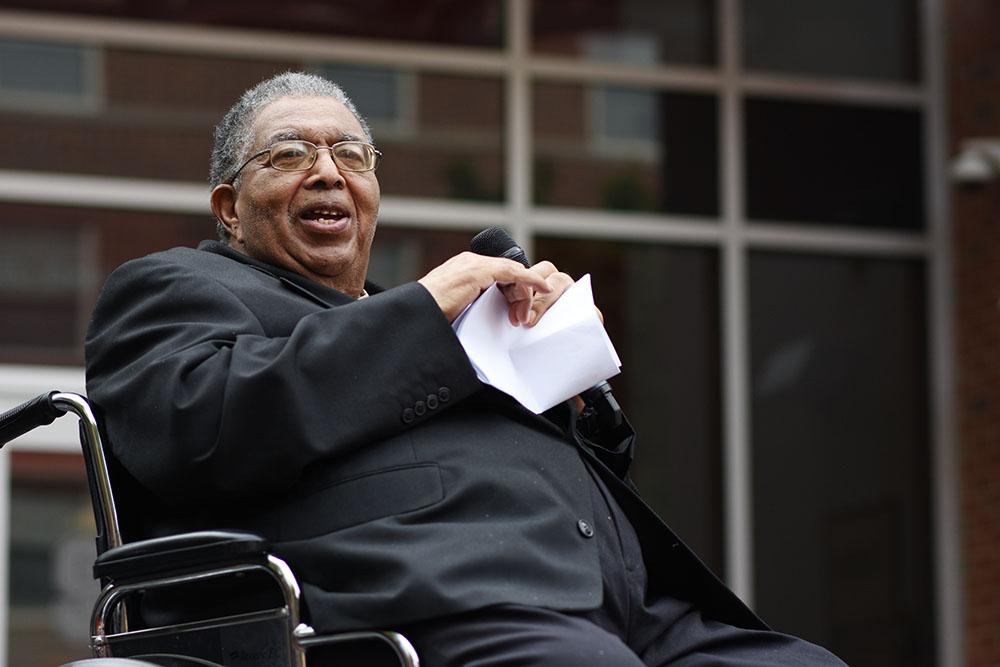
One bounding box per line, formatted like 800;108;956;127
60;661;164;667
61;657;222;666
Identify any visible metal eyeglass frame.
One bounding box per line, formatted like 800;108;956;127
225;139;382;185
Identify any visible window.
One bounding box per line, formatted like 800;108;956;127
0;224;93;364
0;38;101;113
590;85;662;158
532;0;716;66
535;82;718;215
743;0;920;82
749;252;933;664
317;63;414;138
744;99;924;229
8;453;96;666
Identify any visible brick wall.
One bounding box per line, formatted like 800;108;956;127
948;1;1000;665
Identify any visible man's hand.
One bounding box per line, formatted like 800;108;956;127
418;253;574;325
503;260;574;326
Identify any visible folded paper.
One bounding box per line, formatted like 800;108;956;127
452;274;621;413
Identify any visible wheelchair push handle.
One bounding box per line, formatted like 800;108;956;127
0;390;65;447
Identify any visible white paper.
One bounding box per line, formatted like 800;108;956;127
452;274;621;413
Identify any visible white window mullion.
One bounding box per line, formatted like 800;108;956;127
719;0;754;606
721;236;752;605
0;448;9;667
506;0;533;257
922;0;961;665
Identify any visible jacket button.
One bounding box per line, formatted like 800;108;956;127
438;387;451;403
402;408;415;424
426;394;439;410
577;520;594;538
414;400;426;416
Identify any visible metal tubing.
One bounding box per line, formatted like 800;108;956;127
91;557;308;667
51;392;123;549
297;630;420;667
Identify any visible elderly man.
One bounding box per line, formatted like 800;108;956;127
85;72;844;666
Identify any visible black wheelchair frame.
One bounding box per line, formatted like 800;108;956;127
0;391;420;667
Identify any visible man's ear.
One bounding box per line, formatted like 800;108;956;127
210;184;242;244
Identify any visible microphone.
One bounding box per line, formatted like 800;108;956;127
470;226;530;268
469;226;623;433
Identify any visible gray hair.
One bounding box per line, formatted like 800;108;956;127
209;71;372;240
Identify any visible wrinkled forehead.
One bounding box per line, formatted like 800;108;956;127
251;95;366;147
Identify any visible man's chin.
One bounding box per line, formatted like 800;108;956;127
303;254;366;292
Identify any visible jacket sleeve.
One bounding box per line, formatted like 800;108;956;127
84;253;482;506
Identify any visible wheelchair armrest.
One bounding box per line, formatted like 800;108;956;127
93;530;270;582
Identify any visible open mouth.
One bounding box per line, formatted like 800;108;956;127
300;206;350;225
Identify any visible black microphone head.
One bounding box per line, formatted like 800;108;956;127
470;226;530;266
470;226;516;256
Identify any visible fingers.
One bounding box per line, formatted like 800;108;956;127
501;281;533;326
498;260;571;325
417;251;578;326
495;260;553;294
524;270;573;326
499;264;574;326
530;260;558;279
418;252;553;322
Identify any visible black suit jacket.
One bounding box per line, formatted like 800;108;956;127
84;240;763;633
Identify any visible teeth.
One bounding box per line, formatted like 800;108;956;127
305;208;347;222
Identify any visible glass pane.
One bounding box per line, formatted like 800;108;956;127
0;203;211;366
366;227;472;288
0;1;503;48
319;64;405;130
8;452;97;666
532;0;716;67
0;225;89;362
743;0;920;82
0;39;89;95
534;83;718;215
749;252;933;665
379;72;504;202
745;98;924;229
535;237;724;575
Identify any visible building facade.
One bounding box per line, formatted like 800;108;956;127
0;1;994;665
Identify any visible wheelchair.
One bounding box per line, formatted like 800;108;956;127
0;391;420;667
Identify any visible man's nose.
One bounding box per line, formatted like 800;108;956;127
305;147;345;189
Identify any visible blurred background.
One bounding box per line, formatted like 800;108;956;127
0;0;996;665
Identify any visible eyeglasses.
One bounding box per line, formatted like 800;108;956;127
226;139;381;184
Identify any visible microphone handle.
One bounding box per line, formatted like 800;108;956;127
579;380;624;433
